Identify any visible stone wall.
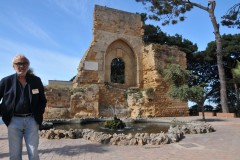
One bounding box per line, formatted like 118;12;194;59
98;84;130;117
73;5;144;88
44;87;71;119
93;5;143;37
141;44;188;117
44;5;189;120
48;80;72;88
70;84;99;118
44;85;99;119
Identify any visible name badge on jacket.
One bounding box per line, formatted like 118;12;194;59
32;89;39;94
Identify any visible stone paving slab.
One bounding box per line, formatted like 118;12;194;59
0;116;240;160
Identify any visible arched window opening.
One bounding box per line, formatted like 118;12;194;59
111;58;125;83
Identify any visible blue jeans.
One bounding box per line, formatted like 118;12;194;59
8;116;39;160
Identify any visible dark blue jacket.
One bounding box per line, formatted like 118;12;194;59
0;73;47;127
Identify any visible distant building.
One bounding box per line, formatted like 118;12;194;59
48;80;72;88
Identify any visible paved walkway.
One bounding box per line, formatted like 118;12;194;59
0;116;240;160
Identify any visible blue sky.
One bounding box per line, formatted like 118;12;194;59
0;0;239;85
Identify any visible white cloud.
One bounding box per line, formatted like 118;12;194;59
16;17;59;47
0;38;80;85
49;0;108;21
0;9;59;47
50;0;88;17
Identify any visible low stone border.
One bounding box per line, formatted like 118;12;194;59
198;112;237;118
217;113;236;118
40;119;215;146
202;112;216;117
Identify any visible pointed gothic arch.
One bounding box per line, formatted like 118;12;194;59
105;39;137;87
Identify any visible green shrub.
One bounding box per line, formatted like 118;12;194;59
103;116;126;130
145;87;154;96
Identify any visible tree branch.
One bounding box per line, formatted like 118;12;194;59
188;1;209;11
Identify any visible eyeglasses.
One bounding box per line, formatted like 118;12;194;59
14;62;29;66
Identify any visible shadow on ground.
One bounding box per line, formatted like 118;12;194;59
0;143;109;159
193;118;227;122
0;137;8;140
38;143;109;156
0;153;9;159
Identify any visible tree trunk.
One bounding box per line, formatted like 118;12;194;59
201;106;206;122
198;102;206;122
208;2;229;113
234;81;240;116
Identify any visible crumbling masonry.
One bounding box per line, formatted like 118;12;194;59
44;5;189;119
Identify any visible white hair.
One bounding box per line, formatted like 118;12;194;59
12;54;30;65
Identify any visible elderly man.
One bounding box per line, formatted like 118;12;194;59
0;54;47;160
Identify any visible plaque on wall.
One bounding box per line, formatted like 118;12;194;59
84;61;98;71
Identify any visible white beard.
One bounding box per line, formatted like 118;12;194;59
16;70;28;75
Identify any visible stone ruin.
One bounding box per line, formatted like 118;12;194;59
44;5;189;120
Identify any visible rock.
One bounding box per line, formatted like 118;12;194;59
40;122;53;130
40;119;215;146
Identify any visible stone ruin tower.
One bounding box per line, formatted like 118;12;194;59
72;4;188;118
73;5;143;88
44;5;189;119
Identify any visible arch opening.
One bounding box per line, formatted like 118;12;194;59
111;58;125;84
